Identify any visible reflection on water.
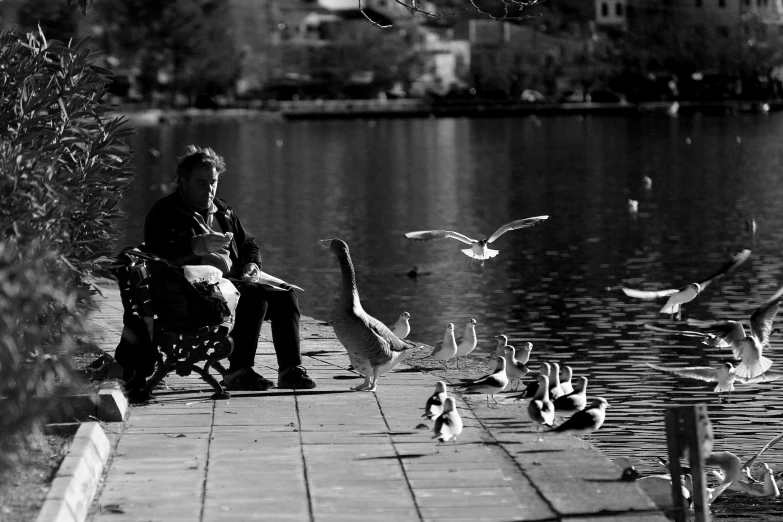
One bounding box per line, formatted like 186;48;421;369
120;114;783;519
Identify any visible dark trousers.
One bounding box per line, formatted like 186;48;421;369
227;280;302;372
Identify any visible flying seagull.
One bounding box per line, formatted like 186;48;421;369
404;215;549;267
680;282;783;379
620;248;751;320
646;361;738;400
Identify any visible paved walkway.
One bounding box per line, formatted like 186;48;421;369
85;284;667;522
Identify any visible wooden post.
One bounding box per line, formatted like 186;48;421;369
683;405;710;522
664;408;687;522
664;404;711;522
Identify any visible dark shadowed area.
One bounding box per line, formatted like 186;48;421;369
119;113;783;519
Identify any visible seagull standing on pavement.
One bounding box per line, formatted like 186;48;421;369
527;374;555;441
391;311;411;340
503;345;530;391
548;362;565;400
620;248;751;320
425;323;459;370
488;334;508;372
553;376;588;416
454;319;478;368
404;215;549;267
432;397;463;452
548;397;609;448
423;381;448;421
559;365;574;395
455;356;509;407
517;362;550;399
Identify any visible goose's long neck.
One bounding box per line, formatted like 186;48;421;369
338;251;361;310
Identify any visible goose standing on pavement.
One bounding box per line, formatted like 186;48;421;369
527;374;555;441
504;345;530;391
390;311;411;339
619;248;751;320
455;356;509;407
454;319;478;368
319;239;418;391
432;397;463;452
425;323;459;369
404;215;549;267
548;397;609;448
423;381;448;421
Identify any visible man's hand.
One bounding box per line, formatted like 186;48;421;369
242;262;261;282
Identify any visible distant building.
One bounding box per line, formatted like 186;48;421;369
469;19;595;96
412;19;471;96
595;0;627;28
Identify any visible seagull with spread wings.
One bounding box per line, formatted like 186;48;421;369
723;431;783;497
646;361;738;400
620;248;751;320
404;215;549;267
679;283;783;379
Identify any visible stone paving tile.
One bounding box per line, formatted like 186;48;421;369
202;499;309;521
91;503;202;522
309;480;410;491
413;487;521;507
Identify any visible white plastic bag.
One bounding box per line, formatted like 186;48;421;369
183;265;240;333
184;265;223;285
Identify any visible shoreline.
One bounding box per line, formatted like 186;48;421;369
115;98;780;124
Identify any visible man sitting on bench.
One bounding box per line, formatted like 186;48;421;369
143;145;315;391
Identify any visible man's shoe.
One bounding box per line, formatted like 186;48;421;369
220;368;274;391
278;365;316;390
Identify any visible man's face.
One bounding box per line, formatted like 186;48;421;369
181;165;218;209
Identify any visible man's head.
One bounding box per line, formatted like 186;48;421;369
176;145;226;210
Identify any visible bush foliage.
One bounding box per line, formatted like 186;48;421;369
0;243;86;470
0;29;135;275
0;27;135;472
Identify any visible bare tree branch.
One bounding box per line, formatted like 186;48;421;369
359;0;394;28
395;1;441;19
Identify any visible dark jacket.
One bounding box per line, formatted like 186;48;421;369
143;190;260;277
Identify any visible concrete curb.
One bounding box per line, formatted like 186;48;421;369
43;386;129;423
35;422;111;522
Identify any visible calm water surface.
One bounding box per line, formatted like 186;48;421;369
120;113;783;519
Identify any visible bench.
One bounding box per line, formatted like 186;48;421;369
111;247;234;401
